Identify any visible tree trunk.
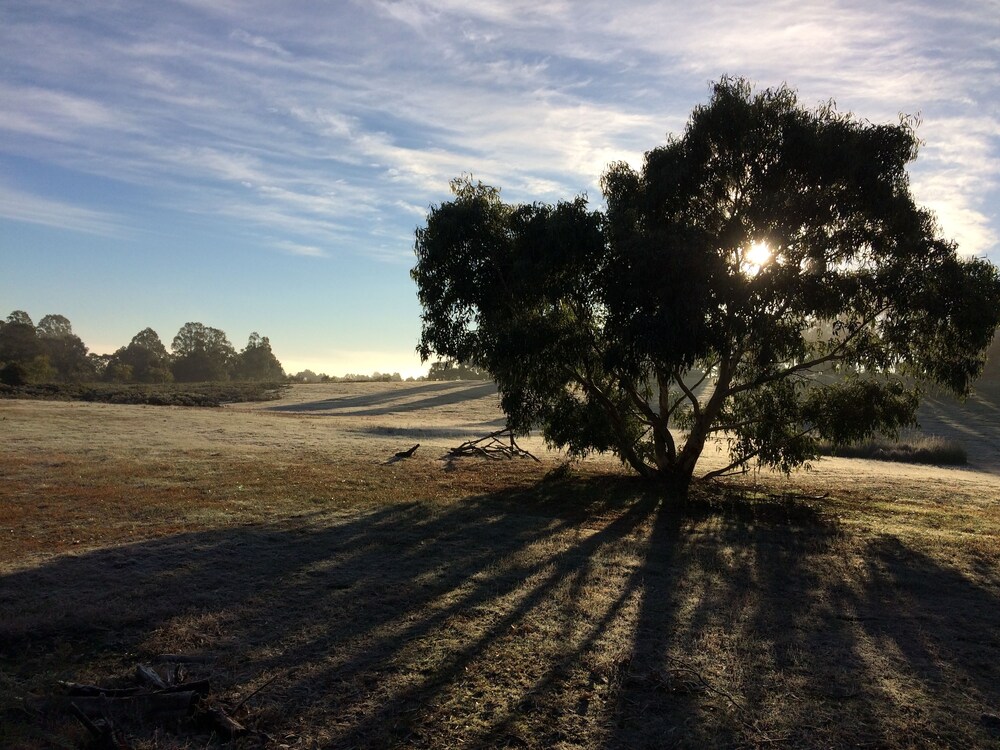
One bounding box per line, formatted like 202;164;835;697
653;462;696;499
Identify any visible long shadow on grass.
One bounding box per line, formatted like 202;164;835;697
2;479;999;748
268;381;497;415
607;491;1000;749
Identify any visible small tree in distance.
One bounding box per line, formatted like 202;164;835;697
234;332;285;381
171;322;236;382
412;78;1000;497
106;328;173;383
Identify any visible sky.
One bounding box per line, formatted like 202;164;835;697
1;0;998;378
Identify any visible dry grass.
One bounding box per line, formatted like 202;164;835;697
819;434;968;465
1;383;999;749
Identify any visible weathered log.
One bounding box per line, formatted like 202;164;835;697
203;706;247;738
68;701;105;737
59;681;141;698
155;652;216;664
160;678;211;697
52;690;198;722
135;664;167;690
58;678;208;699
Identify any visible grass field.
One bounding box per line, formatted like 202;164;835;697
1;382;999;749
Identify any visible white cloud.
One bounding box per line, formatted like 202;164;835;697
0;182;124;236
275;241;328;258
230;28;291;57
0;0;996;262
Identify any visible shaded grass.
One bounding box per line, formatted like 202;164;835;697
1;448;999;748
0;381;289;407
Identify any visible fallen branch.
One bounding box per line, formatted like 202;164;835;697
135;665;167;691
56;691;198;722
394;443;420;458
448;429;540;462
231;674;278;713
202;706;247;739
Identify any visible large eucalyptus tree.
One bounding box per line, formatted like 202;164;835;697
412;79;1000;496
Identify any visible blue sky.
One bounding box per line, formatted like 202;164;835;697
2;0;998;378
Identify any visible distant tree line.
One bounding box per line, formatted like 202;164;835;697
287;361;492;383
290;370;408;383
0;311;285;385
425;360;491;381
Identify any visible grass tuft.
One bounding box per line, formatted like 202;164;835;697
820;434;967;465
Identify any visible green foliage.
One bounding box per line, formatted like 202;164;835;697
0;361;28;386
0;311;92;383
234;332;286;381
0;314;43;367
412;78;1000;496
0;313;288;387
426;360;491;381
107;327;174;383
171;322;236;382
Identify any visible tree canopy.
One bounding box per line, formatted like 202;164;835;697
0;310;90;383
0;312;288;386
233;332;286;381
412;78;1000;496
108;328;174;383
171;322;237;382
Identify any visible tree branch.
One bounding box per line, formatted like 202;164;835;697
572;370;655;478
723;309;889;400
699;426;816;482
671;369;702;420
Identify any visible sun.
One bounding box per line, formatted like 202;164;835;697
745;241;772;268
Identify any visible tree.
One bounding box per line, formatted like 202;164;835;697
36;314;73;339
108;328;173;383
6;310;34;327
0;311;42;366
412;78;1000;497
427;360;491;381
37;314;93;382
233;332;285;381
170;322;235;382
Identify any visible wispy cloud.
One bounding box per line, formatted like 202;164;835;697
0;0;996;262
0;181;125;236
275;241;327;258
230;28;291;57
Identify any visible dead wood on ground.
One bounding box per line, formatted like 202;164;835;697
447;429;540;462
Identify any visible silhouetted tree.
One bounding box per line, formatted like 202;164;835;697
292;369;321;383
170;322;235;382
0;310;49;382
0;312;40;362
37;314;93;381
233;332;285;381
5;310;34;327
88;352;113;380
36;314;73;339
107;328;173;383
412;78;1000;496
427;360;491;381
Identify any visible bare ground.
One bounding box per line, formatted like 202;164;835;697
1;381;999;749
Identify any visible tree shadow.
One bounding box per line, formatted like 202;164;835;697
2;477;998;748
268;381;498;416
916;381;1000;474
609;489;1000;748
